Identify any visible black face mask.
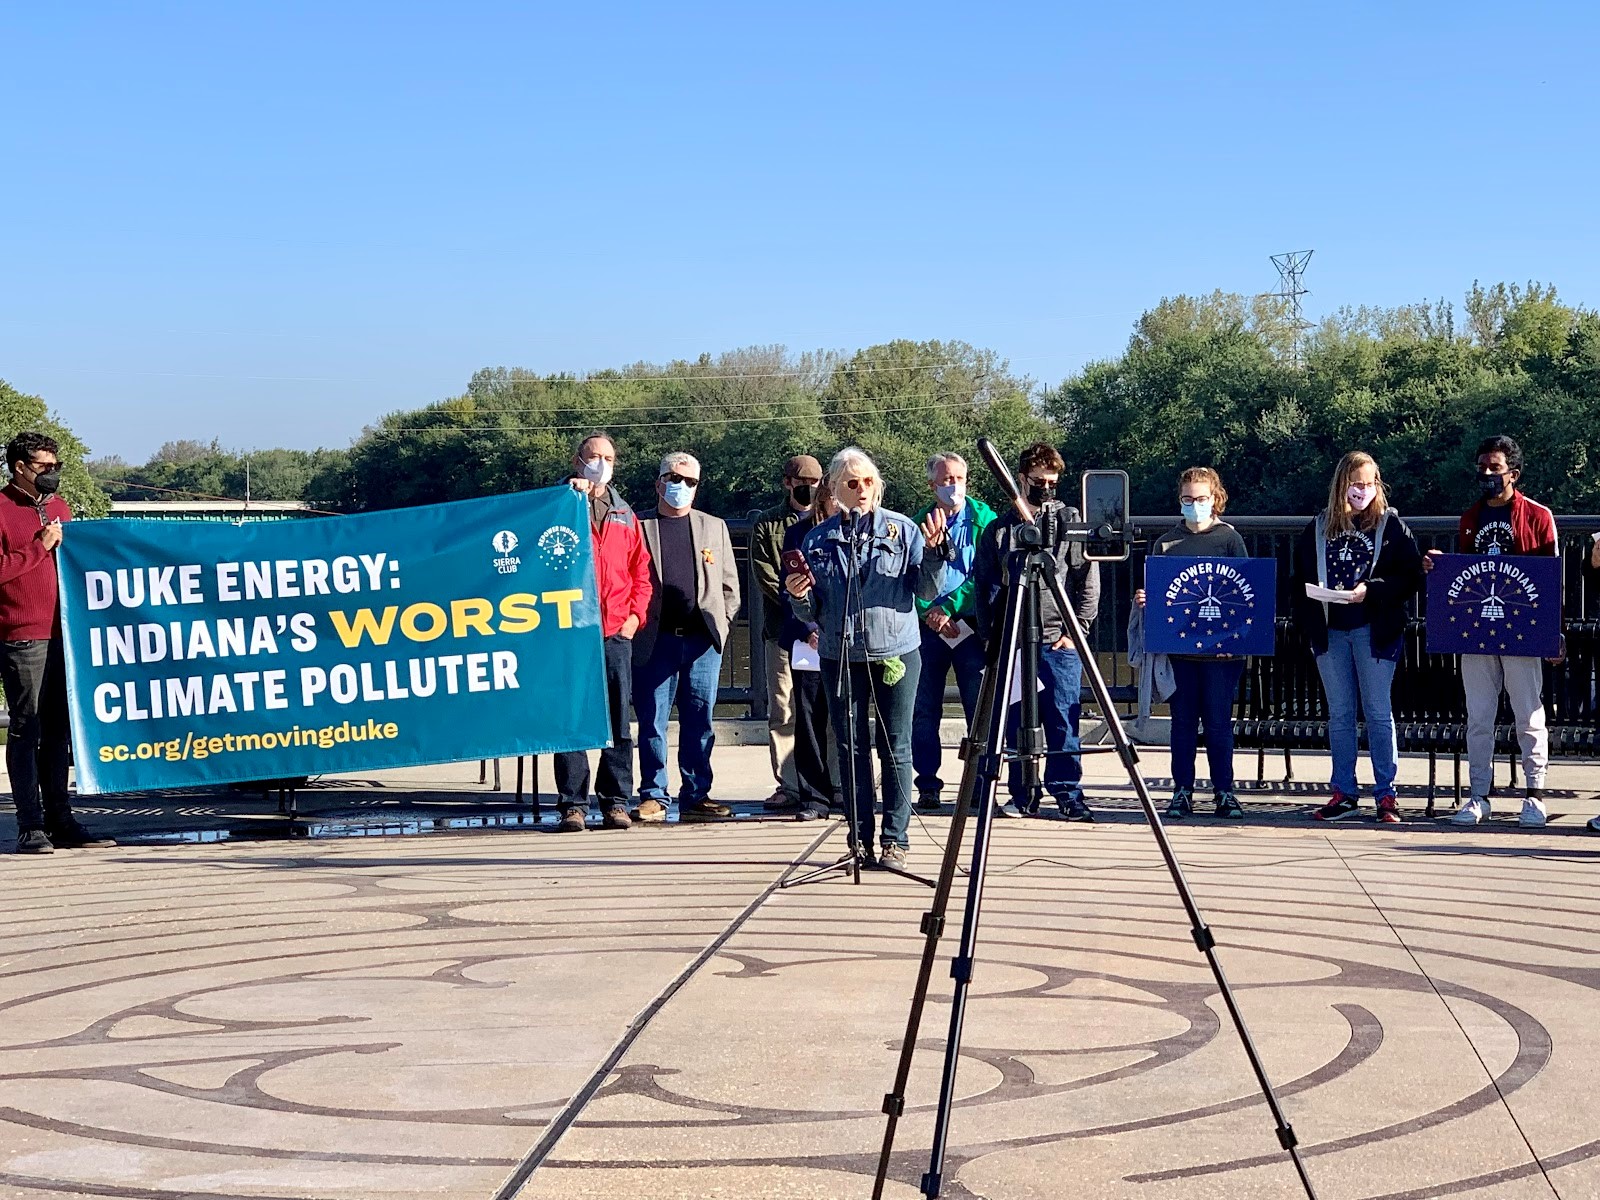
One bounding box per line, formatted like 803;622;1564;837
1026;481;1056;507
30;468;61;495
792;483;814;507
1477;472;1507;498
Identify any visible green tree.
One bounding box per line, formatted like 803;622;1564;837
0;379;109;518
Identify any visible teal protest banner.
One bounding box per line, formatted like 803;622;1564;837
58;487;610;794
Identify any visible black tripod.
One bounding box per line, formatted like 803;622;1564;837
781;510;933;891
871;440;1318;1200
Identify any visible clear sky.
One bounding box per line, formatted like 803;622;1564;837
4;1;1595;462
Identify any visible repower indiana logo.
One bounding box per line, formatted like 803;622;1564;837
536;525;582;569
1442;558;1544;653
491;530;521;575
1326;529;1374;590
1473;517;1515;555
1163;560;1259;652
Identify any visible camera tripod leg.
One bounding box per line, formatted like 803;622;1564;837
1038;564;1320;1199
870;551;1030;1200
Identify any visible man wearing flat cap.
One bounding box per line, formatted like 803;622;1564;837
750;454;824;812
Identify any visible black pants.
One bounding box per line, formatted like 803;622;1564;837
791;667;838;807
553;634;634;811
0;638;73;832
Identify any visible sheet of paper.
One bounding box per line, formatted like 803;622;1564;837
1007;653;1048;704
1305;583;1359;605
791;639;822;672
942;619;975;648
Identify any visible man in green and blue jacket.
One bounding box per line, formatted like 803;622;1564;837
912;452;998;810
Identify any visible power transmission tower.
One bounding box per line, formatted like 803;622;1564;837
1266;250;1313;366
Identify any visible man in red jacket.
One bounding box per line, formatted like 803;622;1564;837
1424;434;1557;828
554;432;653;832
1;433;106;853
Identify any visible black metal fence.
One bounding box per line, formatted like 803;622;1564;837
722;512;1600;722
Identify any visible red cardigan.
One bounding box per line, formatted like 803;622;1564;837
1456;491;1557;556
0;484;73;640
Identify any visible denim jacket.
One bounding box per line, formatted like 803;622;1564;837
792;508;947;662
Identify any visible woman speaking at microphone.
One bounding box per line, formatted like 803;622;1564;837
785;448;950;871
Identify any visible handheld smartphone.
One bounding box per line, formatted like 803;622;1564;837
1081;469;1131;562
782;549;811;577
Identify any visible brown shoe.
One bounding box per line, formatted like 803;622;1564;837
630;799;668;824
602;805;633;830
680;800;733;822
557;806;588;832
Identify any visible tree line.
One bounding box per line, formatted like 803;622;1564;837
7;278;1596;522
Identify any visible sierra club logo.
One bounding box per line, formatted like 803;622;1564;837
1163;561;1259;651
537;525;581;568
491;530;521;575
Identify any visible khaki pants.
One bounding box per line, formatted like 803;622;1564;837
765;638;799;798
1462;654;1547;798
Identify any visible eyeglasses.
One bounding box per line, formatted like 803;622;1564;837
842;478;873;491
28;460;59;473
661;472;699;487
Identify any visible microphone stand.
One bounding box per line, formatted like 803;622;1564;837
870;439;1318;1200
782;507;866;888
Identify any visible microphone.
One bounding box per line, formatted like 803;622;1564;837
977;437;1031;521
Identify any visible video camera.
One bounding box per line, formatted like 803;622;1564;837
977;439;1132;563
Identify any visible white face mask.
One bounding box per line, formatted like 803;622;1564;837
1346;483;1378;511
582;457;613;486
1180;497;1213;524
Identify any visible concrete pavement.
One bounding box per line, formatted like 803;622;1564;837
3;743;1600;1198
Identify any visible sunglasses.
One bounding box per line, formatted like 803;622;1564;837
661;472;699;487
842;478;873;491
28;460;59;472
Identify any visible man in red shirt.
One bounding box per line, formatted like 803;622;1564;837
1;433;106;852
1424;434;1557;828
555;432;653;832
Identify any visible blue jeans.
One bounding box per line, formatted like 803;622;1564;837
1169;657;1246;793
1315;625;1399;798
633;629;723;803
1005;646;1083;806
912;625;985;794
823;649;920;850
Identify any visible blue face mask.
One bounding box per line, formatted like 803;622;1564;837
1180;497;1214;524
663;481;696;509
933;482;965;508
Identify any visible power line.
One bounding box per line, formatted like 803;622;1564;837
370;391;1017;436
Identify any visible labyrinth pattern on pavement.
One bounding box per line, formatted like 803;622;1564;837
2;819;1598;1199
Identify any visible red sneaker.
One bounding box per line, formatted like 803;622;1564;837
1375;795;1402;824
1312;791;1360;821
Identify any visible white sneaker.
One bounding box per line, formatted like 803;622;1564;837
1519;796;1547;828
994;801;1023;819
1450;797;1489;826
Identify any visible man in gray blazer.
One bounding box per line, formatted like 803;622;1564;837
632;452;742;823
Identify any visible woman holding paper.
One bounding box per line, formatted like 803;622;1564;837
1293;451;1422;824
781;486;842;820
1134;467;1250;820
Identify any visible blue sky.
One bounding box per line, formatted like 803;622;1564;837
3;2;1595;462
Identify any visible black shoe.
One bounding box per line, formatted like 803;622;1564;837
1214;791;1245;820
45;820;113;849
16;828;54;854
1165;788;1193;820
680;799;733;822
764;794;805;813
794;801;833;821
1058;796;1095;822
915;791;943;813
